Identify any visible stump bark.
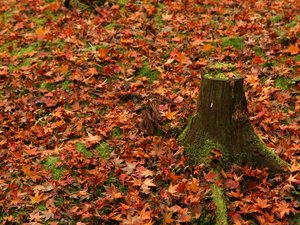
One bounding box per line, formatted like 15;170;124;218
179;75;288;225
179;75;288;172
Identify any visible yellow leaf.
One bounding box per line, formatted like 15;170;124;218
163;107;178;120
30;192;45;204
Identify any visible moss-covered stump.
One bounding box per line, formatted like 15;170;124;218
179;74;288;172
179;74;288;224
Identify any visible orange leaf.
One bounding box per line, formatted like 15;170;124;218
98;48;109;59
285;44;299;55
30;192;45;204
168;183;179;195
60;64;69;74
202;43;213;52
178;213;191;222
288;163;300;172
287;173;300;184
86;132;102;144
256;197;271;209
163;212;174;224
175;52;191;65
163;107;178;120
141;178;156;194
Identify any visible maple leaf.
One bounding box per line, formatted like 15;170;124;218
275;201;293;218
30;192;45;204
204;170;218;182
162;13;172;21
29;211;43;222
41;210;55;221
163;107;178;120
192;204;202;219
168;183;179;195
202;43;213;52
225;179;239;189
123;162;137;175
163;212;174;224
138;167;154;177
255;197;270;209
141;178;156;194
286;173;300;185
174;51;192;65
177;213;191;223
98;48;109;59
288;163;300;172
22;165;41;181
188;178;200;193
284;44;299;55
245;74;259;88
85;132;102;144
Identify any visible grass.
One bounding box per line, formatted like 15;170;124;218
96;141;112;159
44;156;66;180
75;142;93;158
221;36;244;49
275;77;294;91
136;63;160;83
111;127;122;139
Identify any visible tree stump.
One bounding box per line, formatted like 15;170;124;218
179;74;288;173
179;74;288;225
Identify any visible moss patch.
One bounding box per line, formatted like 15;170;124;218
270;15;284;23
221;37;244;49
75;142;93;158
111;127;122;139
136;63;160;83
44;156;66;180
275;77;293;91
96;141;112;159
211;184;228;225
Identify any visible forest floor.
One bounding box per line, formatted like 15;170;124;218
0;0;299;224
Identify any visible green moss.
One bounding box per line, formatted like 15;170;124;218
37;203;47;211
179;118;225;165
252;46;264;56
117;0;128;6
136;63;159;83
96;141;112;159
275;77;293;91
33;17;47;26
105;23;116;30
75;142;93;158
44;156;60;169
270;15;284;23
0;11;13;23
62;80;71;91
221;37;244;49
111;127;122;139
204;72;241;80
154;3;165;29
16;42;40;58
40;81;55;91
55;196;64;207
211;184;228;225
285;20;297;28
44;156;66;180
294;54;300;61
210;62;236;70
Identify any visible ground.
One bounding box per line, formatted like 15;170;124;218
0;0;299;224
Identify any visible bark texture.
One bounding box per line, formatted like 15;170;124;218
179;75;288;173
